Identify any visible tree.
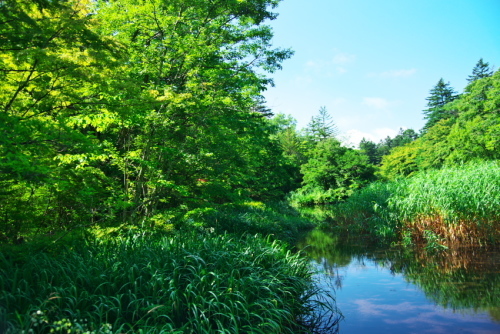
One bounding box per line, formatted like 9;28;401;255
380;69;500;179
359;129;418;165
0;0;124;240
422;79;458;132
0;0;295;240
467;58;493;83
299;138;376;202
305;106;338;141
359;138;379;165
91;0;295;219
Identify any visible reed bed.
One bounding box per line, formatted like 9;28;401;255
331;161;500;247
0;231;337;333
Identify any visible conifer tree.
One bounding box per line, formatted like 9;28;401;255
467;58;493;83
422;79;458;132
306;106;338;141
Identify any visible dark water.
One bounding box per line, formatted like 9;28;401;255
298;229;500;334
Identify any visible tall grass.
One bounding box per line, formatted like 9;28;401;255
180;201;314;244
0;231;338;333
330;161;500;247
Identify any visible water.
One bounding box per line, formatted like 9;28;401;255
298;229;500;334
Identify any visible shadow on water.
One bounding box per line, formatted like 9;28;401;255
297;228;500;334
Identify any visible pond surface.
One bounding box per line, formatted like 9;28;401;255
298;229;500;334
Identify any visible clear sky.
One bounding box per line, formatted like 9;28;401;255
262;0;500;147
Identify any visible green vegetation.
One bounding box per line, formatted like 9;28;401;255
0;0;297;241
1;231;338;333
290;61;500;252
379;66;500;179
0;1;343;333
359;128;419;165
326;161;500;248
1;0;498;330
274;107;377;206
293;138;375;205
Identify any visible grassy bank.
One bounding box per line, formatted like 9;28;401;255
180;202;314;243
1;203;337;333
327;161;500;248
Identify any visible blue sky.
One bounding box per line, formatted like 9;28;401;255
262;0;500;147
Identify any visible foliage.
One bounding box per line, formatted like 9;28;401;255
305;107;338;142
422;78;459;132
291;139;376;205
270;113;311;167
0;0;297;240
0;231;338;333
467;58;494;83
179;201;314;243
0;0;125;241
359;128;419;165
329;161;500;247
380;70;500;179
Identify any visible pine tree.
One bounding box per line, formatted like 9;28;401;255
306;106;338;141
422;79;458;132
467;58;493;83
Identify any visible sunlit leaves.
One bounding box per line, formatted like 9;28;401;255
380;70;500;179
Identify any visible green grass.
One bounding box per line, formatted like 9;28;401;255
0;230;338;333
180;201;315;244
329;161;500;247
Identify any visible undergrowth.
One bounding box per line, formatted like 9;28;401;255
0;202;339;333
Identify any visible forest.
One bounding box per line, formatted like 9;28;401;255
1;0;499;333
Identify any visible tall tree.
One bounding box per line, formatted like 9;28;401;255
0;0;294;240
467;58;493;83
422;79;458;132
359;138;379;165
0;0;124;240
306;106;338;141
94;0;293;219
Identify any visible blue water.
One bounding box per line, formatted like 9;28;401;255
297;227;500;334
312;256;500;334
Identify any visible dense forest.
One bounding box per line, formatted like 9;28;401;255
1;0;299;240
1;0;499;333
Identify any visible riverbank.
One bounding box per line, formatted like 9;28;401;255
0;202;339;333
319;161;500;249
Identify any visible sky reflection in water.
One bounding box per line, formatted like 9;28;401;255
301;230;500;334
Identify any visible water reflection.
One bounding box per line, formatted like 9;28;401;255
298;228;500;333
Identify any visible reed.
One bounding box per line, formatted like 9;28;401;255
330;161;500;247
0;231;337;333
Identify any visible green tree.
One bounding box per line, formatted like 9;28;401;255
93;0;294;219
392;128;419;147
359;138;379;164
300;139;376;202
0;0;124;240
467;58;493;83
378;141;421;179
305;106;338;141
379;70;500;179
360;129;418;165
422;79;458;132
0;0;294;240
270;114;310;166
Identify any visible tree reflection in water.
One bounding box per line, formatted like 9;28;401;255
297;228;500;328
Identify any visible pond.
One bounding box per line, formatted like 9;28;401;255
298;229;500;334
